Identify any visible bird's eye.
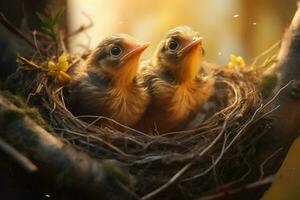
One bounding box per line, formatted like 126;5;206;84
110;46;123;57
167;40;180;51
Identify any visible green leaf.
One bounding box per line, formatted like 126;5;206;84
16;54;24;65
41;27;56;39
261;54;277;68
36;12;50;27
36;8;64;41
48;10;55;25
53;8;65;26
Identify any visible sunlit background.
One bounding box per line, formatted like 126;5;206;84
66;0;297;64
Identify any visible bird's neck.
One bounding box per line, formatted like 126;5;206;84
87;60;139;89
88;69;136;92
113;68;137;89
112;59;139;89
174;54;201;84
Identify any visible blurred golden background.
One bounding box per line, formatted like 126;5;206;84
0;0;297;64
67;0;297;64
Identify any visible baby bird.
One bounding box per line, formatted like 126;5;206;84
68;34;150;128
138;26;215;133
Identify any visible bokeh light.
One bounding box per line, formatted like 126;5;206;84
68;0;297;64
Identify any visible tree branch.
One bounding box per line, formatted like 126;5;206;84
0;94;136;200
272;2;300;145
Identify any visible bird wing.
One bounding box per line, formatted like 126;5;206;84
67;73;110;117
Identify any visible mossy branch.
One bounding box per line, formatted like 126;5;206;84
249;1;300;192
0;93;136;200
271;2;300;146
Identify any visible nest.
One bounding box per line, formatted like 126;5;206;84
6;50;278;199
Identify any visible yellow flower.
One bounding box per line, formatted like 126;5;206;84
58;54;69;72
47;54;71;84
227;54;246;69
47;61;56;74
227;62;235;69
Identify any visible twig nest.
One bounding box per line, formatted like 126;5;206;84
6;53;272;200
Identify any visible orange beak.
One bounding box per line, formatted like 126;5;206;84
175;37;203;82
114;42;149;86
178;37;203;56
121;42;150;64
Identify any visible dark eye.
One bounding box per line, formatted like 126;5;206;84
167;40;179;51
110;46;123;57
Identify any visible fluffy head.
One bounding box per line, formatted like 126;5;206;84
153;26;204;83
86;34;149;87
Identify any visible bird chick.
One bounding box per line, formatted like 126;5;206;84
139;26;215;133
68;34;150;128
